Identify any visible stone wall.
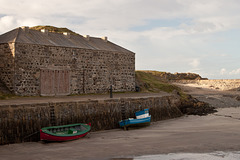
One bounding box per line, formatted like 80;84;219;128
0;95;183;145
0;43;15;92
10;43;135;96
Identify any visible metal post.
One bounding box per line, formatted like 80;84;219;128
110;85;113;98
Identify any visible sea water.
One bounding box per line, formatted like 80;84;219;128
133;151;240;160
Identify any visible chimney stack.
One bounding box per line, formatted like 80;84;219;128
41;29;49;35
102;36;108;42
63;32;71;38
21;26;29;33
84;35;90;41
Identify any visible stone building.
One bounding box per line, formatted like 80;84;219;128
0;26;135;96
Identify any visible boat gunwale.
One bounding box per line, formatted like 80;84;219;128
135;108;149;116
119;115;151;127
41;123;91;137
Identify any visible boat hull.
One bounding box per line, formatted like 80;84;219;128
119;116;151;128
40;123;91;142
40;130;89;141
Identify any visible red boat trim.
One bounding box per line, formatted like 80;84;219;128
40;123;91;141
40;130;89;141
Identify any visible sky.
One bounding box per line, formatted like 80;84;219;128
0;0;240;79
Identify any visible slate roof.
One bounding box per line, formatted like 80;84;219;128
0;27;133;53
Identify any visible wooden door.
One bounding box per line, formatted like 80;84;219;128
40;69;55;96
55;70;70;95
40;68;70;96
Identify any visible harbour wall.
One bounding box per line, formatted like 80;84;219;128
0;95;183;145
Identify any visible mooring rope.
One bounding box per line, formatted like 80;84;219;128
23;131;40;142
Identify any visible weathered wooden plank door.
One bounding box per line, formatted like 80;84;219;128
40;68;70;96
40;69;55;96
55;70;70;95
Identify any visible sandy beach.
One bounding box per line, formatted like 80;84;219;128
0;84;240;160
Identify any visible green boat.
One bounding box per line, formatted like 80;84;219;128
40;123;91;141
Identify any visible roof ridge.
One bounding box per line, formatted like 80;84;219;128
0;27;134;53
12;27;21;43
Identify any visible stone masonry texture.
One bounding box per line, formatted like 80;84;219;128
0;43;15;92
14;43;135;96
0;28;135;96
0;96;183;145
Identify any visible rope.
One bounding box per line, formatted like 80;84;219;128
23;131;40;141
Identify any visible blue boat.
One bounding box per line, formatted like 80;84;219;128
135;108;150;119
119;108;151;129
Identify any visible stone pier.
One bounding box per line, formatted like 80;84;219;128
0;95;183;145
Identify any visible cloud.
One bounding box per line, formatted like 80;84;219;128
220;68;227;75
0;0;240;79
1;0;240;37
1;0;239;34
189;59;200;68
0;16;41;33
229;68;240;75
0;16;15;30
218;68;240;79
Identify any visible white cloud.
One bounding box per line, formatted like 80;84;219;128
217;68;240;78
1;0;239;34
189;59;200;68
229;68;240;75
0;16;41;33
220;68;227;75
0;16;15;32
0;0;240;79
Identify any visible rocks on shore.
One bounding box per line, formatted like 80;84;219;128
179;95;217;116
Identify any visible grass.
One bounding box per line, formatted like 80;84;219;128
0;93;17;100
30;25;79;35
138;70;168;77
135;71;188;99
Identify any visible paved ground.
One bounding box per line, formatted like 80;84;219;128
0;92;170;105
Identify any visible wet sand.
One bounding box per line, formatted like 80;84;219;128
134;151;240;160
1;107;240;160
1;85;240;160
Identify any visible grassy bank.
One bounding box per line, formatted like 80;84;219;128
30;26;78;35
135;71;188;99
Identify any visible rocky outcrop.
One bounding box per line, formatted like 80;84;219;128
171;72;207;80
179;95;217;116
138;71;207;81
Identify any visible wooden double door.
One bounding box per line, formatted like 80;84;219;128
40;68;70;96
